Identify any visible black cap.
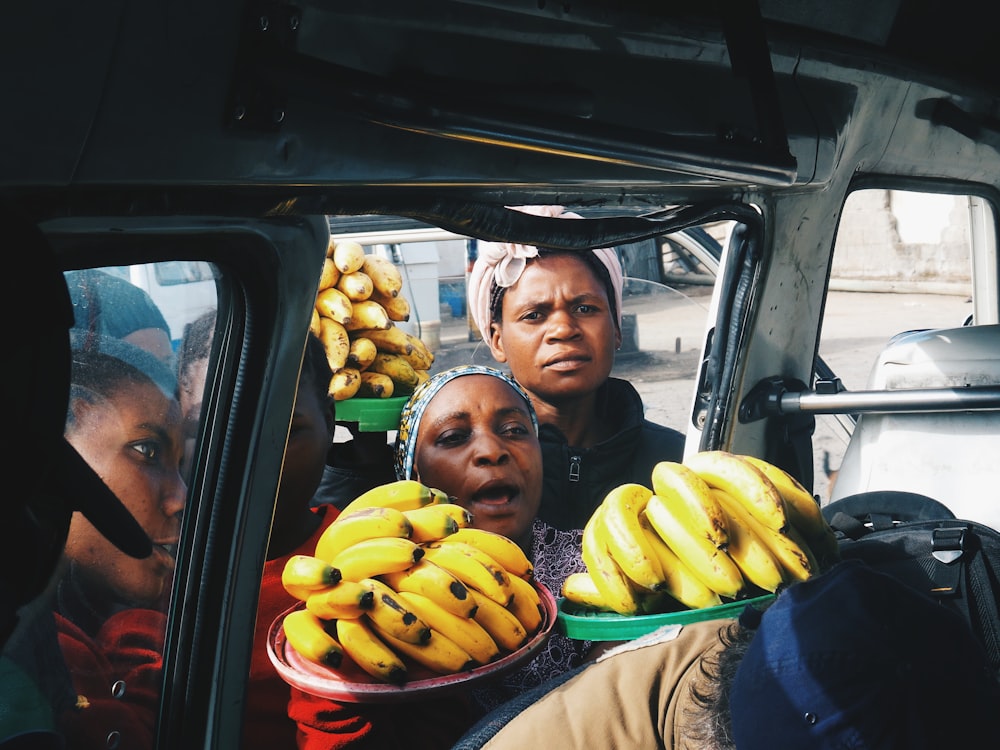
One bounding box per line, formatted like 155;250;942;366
3;212;152;564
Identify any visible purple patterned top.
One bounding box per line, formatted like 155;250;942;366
470;518;592;715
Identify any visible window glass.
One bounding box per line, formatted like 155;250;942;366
328;220;731;446
814;189;983;503
52;261;217;746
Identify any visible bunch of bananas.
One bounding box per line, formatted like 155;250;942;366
562;451;840;616
312;238;435;401
281;479;545;683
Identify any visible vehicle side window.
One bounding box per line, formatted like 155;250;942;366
52;262;217;747
815;189;986;503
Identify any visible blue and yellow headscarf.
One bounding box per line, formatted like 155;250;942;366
393;365;539;481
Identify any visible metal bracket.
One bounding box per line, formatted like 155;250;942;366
224;1;300;132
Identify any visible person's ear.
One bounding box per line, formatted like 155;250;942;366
488;324;508;363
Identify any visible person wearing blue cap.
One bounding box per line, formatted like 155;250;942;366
453;559;1000;749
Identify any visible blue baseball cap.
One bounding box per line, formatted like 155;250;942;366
730;559;999;749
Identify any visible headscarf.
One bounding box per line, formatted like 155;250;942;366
393;365;539;481
466;205;625;346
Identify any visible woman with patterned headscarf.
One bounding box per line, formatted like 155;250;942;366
394;365;593;715
467;206;686;532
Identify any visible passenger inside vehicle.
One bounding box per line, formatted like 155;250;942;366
455;560;1000;749
466;205;686;532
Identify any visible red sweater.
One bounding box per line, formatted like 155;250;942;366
246;505;340;749
55;608;165;750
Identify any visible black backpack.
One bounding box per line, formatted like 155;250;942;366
823;491;1000;678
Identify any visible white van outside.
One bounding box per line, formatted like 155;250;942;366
107;261;218;350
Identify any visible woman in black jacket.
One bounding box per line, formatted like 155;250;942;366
467;205;685;531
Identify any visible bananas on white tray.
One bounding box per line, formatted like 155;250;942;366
562;452;840;616
281;480;544;683
312;239;434;401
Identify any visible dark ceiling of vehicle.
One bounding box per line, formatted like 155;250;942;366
3;0;998;212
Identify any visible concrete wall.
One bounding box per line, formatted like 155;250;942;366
832;189;972;285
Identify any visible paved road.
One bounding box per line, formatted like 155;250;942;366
434;287;972;503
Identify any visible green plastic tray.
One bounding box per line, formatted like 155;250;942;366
557;593;776;641
334;396;408;432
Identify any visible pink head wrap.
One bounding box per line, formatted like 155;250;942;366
466;205;624;346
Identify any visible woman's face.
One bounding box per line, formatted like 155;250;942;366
488;253;620;405
413;375;542;544
64;378;186;609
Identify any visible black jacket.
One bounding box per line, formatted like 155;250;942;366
537;377;686;530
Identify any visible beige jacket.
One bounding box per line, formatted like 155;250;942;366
480;619;728;750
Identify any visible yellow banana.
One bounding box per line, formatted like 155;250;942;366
597;483;665;592
650;461;729;550
709;489;785;593
362;254;404;299
345;299;391;332
782;524;820;581
467;589;528;653
331;537;425;581
309;308;322;338
346;336;379;371
444;527;533;580
561;571;610;611
336;616;408;684
373;622;476;675
379;560;477;619
332;240;366;274
367;352;420;392
581;505;643;615
318;256;341;291
685;451;789;532
328;367;362;401
504;572;543;635
423;502;473;529
713;485;813;583
326;235;337;258
305;580;375;620
639;515;723;609
282;554;343;593
358;370;395;398
283;609;344;668
315;286;354;327
359;577;432;645
397;591;501;666
319;317;351;373
284;581;329;603
402;504;464;543
314;506;413;563
644;493;745;598
336;270;374;302
351;325;413;356
370;289;411;322
421;540;513;607
741;456;839;569
400;332;434;370
339;479;439;518
414;369;431;387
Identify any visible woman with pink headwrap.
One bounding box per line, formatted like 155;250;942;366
467;205;686;531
